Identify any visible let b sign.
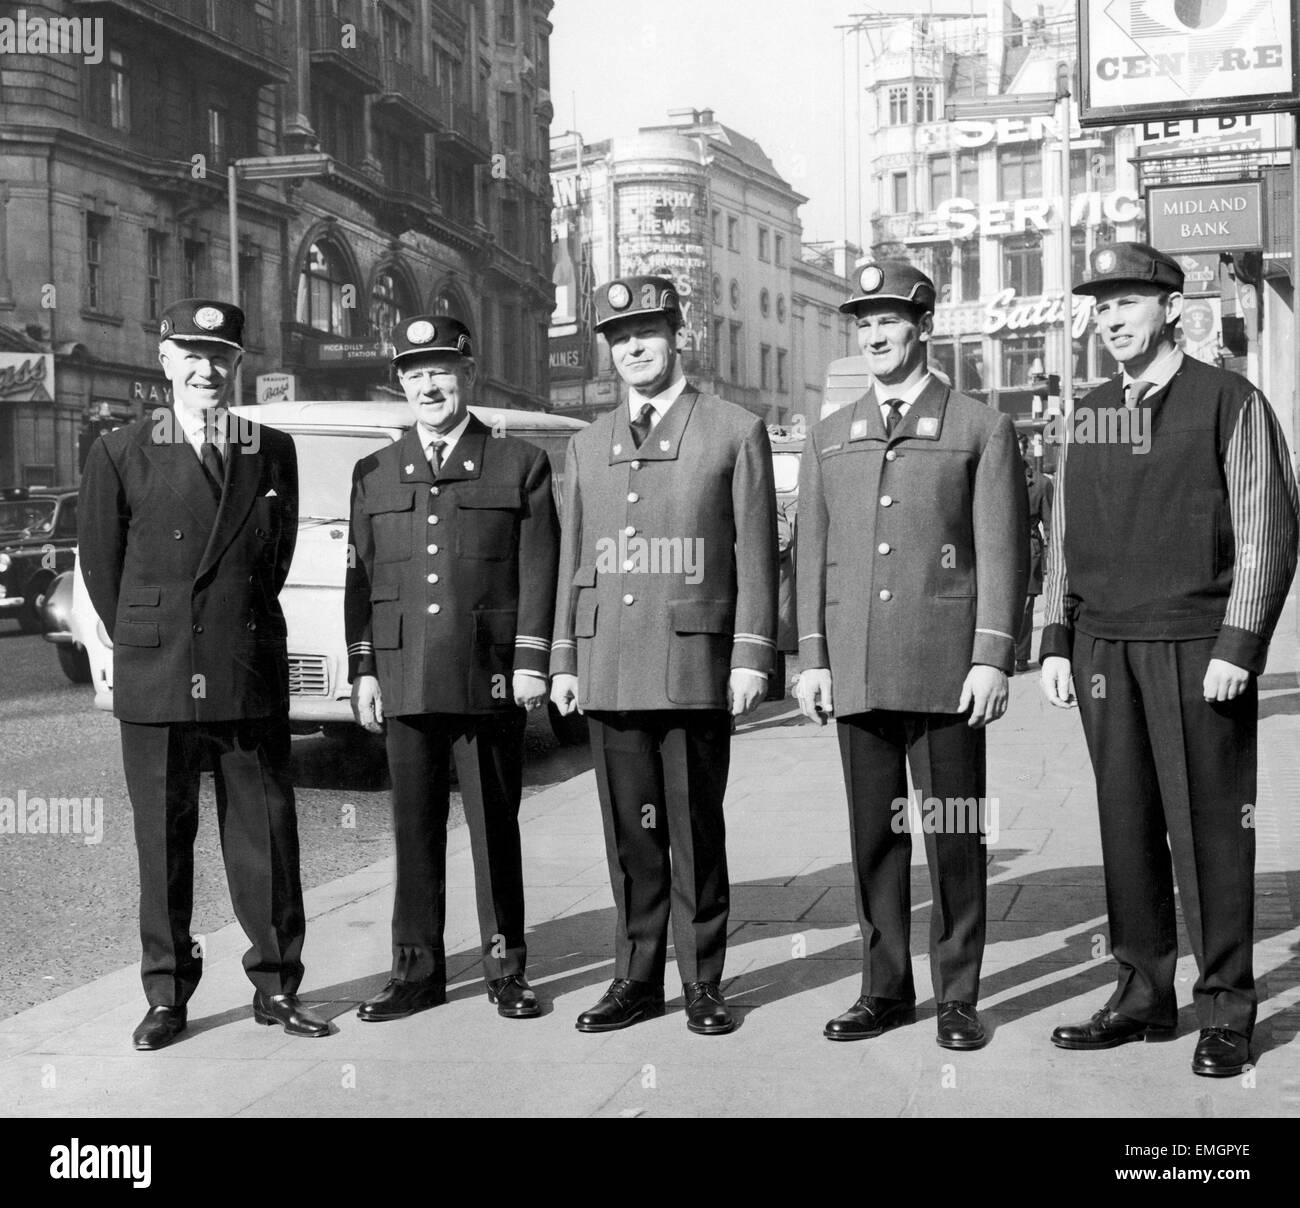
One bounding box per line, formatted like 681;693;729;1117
1079;0;1298;126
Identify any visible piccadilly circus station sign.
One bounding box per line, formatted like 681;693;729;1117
1078;0;1299;126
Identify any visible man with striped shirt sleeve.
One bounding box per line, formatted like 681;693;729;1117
1041;243;1299;1077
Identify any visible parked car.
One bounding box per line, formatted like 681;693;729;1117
0;486;80;633
37;568;92;683
70;401;591;745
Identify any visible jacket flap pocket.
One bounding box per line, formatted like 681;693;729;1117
114;620;160;647
572;565;597;588
475;608;518;644
370;582;400;602
363;488;416;515
574;593;598;638
670;598;735;634
122;586;161;607
457;487;521;510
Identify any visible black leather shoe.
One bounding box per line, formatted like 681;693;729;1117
1015;660;1032;673
357;977;446;1022
252;992;330;1037
1192;1027;1250;1077
684;981;735;1035
1051;1007;1176;1050
488;973;541;1019
575;979;665;1033
132;1005;187;1051
937;1000;987;1050
823;996;916;1041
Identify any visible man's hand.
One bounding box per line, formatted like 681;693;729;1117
351;674;384;733
795;667;834;725
959;664;1008;728
1040;656;1076;709
551;673;581;716
513;672;547;712
727;669;767;717
1204;658;1251;702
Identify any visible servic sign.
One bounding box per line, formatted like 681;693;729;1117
919;189;1140;239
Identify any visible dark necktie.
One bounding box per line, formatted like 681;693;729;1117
1125;380;1153;410
630;402;655;449
427;440;442;475
199;440;224;499
883;398;904;436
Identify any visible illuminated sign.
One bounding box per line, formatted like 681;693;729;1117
917;189;1141;239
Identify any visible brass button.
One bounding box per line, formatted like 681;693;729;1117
246;621;256;631
623;560;635;571
172;529;183;539
880;494;893;507
427;543;438;554
631;460;642;470
431;486;440;496
878;542;891;555
879;589;892;601
885;450;898;462
192;623;203;633
427;573;439;584
428;515;439;525
623;593;634;605
624;526;636;537
427;603;441;614
627;492;639;503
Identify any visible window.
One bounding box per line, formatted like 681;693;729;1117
207;106;227;170
1002;334;1046;388
369;270;407;344
760;344;772;390
727;215;739;252
296;239;354;336
930;156;952;207
729;322;741;384
712;274;722;304
1072;136;1116;194
760;288;771;318
959;338;985;392
892;171;909;214
931;245;953;301
776;294;786;323
998;143;1042;201
929;339;956;385
498;91;517;148
712;209;722;246
777;348;788;393
500;198;521;254
730;279;740;310
183;239;203;299
958;150;979;198
916;84;936;123
1071;228;1088;288
86;214;108;311
712;316;725;376
774;234;785;267
758;226;770;261
146;231;165;322
959;241;980;301
888;85;909;125
497;0;516;42
501;301;520;381
109;48;129;131
1003;233;1043;296
381;4;412;61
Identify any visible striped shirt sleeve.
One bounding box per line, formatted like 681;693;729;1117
1038;432;1073;661
1215;388;1300;674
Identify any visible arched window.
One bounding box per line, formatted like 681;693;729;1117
370;268;416;345
296;240;354;336
432;282;471;321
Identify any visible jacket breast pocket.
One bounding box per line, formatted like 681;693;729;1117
456;487;521;561
364;488;416;563
666;598;734;706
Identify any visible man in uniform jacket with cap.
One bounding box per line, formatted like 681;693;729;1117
796;261;1026;1050
551;275;778;1035
345;314;559;1023
80;299;328;1049
1041;242;1299;1077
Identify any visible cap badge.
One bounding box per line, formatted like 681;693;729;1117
159;318;172;336
859;265;884;294
1096;249;1117;272
662;289;677;309
407;319;436;345
194;306;224;331
607;282;632;310
456;333;472;356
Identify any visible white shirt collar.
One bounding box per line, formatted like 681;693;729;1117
173;402;227;455
875;372;931;415
419;412;472;459
628;371;688;424
1122;347;1183;398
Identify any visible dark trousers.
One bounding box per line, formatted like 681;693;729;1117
586;709;732;985
1073;633;1258;1034
119;716;305;1008
385;710;528;983
836;710;987;1003
1016;592;1038;664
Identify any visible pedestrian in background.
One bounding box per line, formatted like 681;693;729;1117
1015;433;1054;672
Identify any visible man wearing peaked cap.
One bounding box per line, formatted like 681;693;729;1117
551;274;778;1036
1042;241;1299;1076
78;299;325;1047
797;259;1026;1050
344;312;559;1023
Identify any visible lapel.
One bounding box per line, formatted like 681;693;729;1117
434;415;488;483
196;424;262;580
609;385;700;465
140;408;219;528
891;376;949;444
397;427;436;486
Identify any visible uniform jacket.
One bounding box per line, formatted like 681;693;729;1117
79;409;298;724
550;385;779;711
344;415;559;716
797;378;1027;716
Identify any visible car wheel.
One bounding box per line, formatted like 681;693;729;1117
57;642;93;684
548;700;589;746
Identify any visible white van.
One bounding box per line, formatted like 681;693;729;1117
70;401;588;745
